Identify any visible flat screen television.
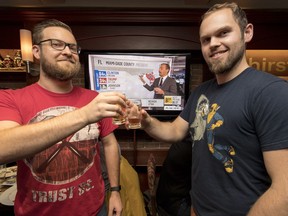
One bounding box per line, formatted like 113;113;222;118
83;51;191;119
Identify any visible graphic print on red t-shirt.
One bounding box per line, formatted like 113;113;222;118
24;106;99;185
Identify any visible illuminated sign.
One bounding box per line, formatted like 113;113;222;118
246;50;288;77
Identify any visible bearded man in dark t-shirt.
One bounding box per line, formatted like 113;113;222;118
137;2;288;216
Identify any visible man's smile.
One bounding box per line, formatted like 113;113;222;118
210;50;228;59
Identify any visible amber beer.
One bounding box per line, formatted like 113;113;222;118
128;99;142;129
113;105;126;125
127;117;140;129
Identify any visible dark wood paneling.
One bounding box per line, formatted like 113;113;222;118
1;23;23;49
0;7;287;50
0;72;26;82
0;8;204;24
74;25;200;51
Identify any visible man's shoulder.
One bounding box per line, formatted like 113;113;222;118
245;67;282;80
166;76;176;82
0;83;37;97
243;67;286;89
74;86;98;95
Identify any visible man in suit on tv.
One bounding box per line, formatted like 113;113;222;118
139;63;177;99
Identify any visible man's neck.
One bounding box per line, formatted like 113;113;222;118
216;59;250;85
38;76;73;94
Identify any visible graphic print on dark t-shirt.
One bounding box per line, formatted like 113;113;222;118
190;94;236;173
24;106;99;184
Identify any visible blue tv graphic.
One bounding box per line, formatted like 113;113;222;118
94;70;107;90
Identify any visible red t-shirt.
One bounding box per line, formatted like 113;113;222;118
0;83;117;216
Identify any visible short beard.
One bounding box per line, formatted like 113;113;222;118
41;59;81;81
208;43;245;75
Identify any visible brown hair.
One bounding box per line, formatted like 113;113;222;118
32;19;72;45
161;63;170;71
201;2;248;34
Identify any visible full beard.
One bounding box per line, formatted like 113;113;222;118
41;59;81;81
208;44;245;75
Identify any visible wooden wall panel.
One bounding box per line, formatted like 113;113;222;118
1;23;23;49
0;8;287;51
0;8;287;88
73;25;200;51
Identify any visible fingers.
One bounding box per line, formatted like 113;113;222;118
95;92;127;116
108;205;122;216
125;99;134;109
139;109;153;129
99;92;127;107
154;87;160;93
111;210;121;216
141;109;150;119
153;87;163;94
83;92;129;123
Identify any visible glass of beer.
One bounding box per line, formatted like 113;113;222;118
127;99;142;129
113;104;126;125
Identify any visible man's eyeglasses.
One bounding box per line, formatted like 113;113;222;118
37;39;81;54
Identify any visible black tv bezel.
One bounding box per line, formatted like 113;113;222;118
82;50;192;120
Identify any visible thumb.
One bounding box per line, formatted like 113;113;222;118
141;109;149;119
141;109;152;128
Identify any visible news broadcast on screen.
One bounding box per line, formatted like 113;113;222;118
86;53;190;114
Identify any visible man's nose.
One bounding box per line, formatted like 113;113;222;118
62;45;73;55
210;37;221;47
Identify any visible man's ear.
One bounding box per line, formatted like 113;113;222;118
244;23;253;43
32;45;40;60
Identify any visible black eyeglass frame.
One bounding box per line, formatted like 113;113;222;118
37;38;81;54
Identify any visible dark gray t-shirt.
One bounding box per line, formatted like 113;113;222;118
180;67;288;216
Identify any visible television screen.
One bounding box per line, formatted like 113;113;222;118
84;51;191;118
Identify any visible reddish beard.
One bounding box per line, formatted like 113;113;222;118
41;58;81;81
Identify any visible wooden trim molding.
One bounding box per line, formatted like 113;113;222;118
0;8;204;24
0;7;287;25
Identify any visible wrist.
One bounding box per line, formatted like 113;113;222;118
143;115;153;130
77;107;91;125
110;185;121;192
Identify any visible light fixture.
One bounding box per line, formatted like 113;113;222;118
20;29;33;73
